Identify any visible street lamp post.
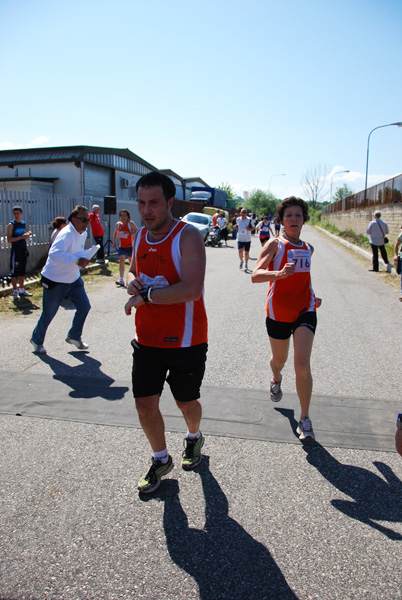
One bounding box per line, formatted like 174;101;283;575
364;122;402;202
330;169;350;204
268;173;286;194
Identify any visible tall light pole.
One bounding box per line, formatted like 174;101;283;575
268;173;286;194
364;121;402;202
330;169;350;204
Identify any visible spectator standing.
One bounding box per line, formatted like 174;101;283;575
235;209;253;270
217;212;228;246
89;204;105;263
124;171;208;494
396;414;402;456
30;206;92;355
113;209;138;286
393;227;402;301
7;206;32;299
50;216;67;246
366;211;391;272
231;212;238;239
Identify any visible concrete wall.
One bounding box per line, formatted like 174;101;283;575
324;204;402;241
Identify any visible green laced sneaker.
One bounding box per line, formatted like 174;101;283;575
182;432;205;470
137;455;174;493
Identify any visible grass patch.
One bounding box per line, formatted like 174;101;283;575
318;220;394;254
0;259;122;316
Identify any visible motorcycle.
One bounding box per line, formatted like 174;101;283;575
205;226;222;247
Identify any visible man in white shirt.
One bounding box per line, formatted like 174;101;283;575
217;212;228;246
366;211;391;272
235;209;253;270
30;206;91;354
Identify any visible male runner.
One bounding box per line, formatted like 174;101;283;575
125;171;208;493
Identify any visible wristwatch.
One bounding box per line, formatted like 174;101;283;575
138;286;150;303
397;414;402;430
138;286;154;303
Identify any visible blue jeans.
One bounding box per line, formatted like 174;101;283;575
32;277;91;345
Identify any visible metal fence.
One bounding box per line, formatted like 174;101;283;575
0;191;97;249
322;173;402;215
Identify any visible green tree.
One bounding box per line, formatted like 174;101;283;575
333;183;354;202
217;182;236;200
244;189;279;217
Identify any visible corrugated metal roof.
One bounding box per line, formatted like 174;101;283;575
0;145;157;171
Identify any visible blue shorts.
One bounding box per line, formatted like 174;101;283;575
237;241;251;251
118;247;133;258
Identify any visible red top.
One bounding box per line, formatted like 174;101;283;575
266;237;316;322
89;212;104;237
134;221;208;348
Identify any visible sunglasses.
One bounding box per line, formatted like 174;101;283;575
74;217;90;223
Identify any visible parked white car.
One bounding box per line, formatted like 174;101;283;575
181;212;212;242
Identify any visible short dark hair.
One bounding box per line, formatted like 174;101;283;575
12;206;22;213
119;209;131;219
276;197;309;223
68;205;88;222
136;171;176;202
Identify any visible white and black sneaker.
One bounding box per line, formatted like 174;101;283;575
297;417;315;441
270;375;282;402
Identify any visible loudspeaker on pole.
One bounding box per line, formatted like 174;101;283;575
104;196;116;215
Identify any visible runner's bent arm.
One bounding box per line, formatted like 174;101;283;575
126;226;205;308
251;237;295;283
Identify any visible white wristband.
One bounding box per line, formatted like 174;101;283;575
147;287;154;303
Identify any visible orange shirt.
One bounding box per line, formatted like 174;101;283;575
116;221;134;248
266;237;316;322
134;221;208;348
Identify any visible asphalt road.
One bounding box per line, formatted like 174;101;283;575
1;225;402;600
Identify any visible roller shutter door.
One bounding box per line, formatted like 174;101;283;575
84;164;113;197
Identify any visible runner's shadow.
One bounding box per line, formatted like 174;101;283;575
143;457;297;599
276;407;402;540
38;353;129;400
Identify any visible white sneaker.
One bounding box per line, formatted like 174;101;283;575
13;290;20;299
65;337;89;350
297;417;315;441
386;263;392;273
30;339;47;354
270;375;282;402
115;278;125;286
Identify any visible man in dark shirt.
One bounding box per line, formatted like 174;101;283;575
7;206;32;299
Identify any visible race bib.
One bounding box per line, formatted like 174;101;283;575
287;249;310;272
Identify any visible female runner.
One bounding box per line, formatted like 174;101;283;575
251;197;321;441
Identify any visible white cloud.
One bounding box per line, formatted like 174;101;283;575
0;136;50;150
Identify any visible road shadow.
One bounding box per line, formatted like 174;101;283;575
9;296;41;315
142;457;297;599
276;407;402;540
38;352;129;401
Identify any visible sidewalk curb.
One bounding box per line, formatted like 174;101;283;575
315;226;398;276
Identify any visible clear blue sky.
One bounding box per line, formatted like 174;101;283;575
1;0;401;201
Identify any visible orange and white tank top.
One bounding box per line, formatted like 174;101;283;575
266;237;316;322
116;221;134;249
134;220;208;348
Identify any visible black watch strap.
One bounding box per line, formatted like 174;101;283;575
139;285;150;302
